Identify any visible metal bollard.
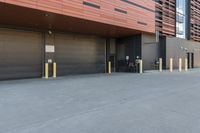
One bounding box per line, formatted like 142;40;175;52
139;60;143;74
108;61;111;74
159;58;162;72
185;58;188;72
53;62;57;79
45;63;49;79
179;58;182;72
169;58;173;72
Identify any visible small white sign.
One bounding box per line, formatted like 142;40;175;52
45;45;55;53
48;59;52;63
126;56;129;60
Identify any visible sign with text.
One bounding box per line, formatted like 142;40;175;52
45;45;55;53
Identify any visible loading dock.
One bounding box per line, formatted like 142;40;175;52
0;28;107;80
0;28;43;80
55;33;106;76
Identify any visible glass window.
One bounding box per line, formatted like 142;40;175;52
176;0;186;39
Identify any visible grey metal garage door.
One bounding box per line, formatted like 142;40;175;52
0;29;43;80
55;33;106;76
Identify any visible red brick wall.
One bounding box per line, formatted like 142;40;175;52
0;0;155;33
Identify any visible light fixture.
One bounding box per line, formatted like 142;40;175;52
48;30;52;35
44;13;49;17
180;46;184;50
184;48;188;51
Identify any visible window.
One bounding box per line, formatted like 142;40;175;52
176;0;187;39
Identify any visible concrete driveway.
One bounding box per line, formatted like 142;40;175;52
0;71;200;133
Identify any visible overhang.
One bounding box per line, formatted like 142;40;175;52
0;2;150;38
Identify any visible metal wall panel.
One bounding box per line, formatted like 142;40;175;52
55;33;106;76
165;37;200;69
0;0;155;33
116;35;142;72
0;29;43;80
141;34;158;70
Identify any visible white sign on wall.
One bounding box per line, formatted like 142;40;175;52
48;59;53;63
45;45;55;53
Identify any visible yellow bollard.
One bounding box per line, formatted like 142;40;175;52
179;58;182;72
108;61;111;74
139;60;143;74
169;58;173;72
45;63;49;79
53;62;57;79
159;58;162;72
185;58;188;72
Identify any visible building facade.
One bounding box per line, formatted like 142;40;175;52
0;0;155;80
155;0;200;69
155;0;176;37
0;0;200;80
189;0;200;42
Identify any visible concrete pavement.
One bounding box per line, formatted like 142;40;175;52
0;71;200;133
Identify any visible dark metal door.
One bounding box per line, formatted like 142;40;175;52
191;53;194;68
0;29;43;80
55;33;106;76
187;52;190;69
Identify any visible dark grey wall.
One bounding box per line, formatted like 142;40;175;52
165;37;200;69
141;34;158;70
116;34;158;71
116;35;141;72
117;35;141;61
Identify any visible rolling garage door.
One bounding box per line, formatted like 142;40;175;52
55;33;106;76
0;29;43;80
